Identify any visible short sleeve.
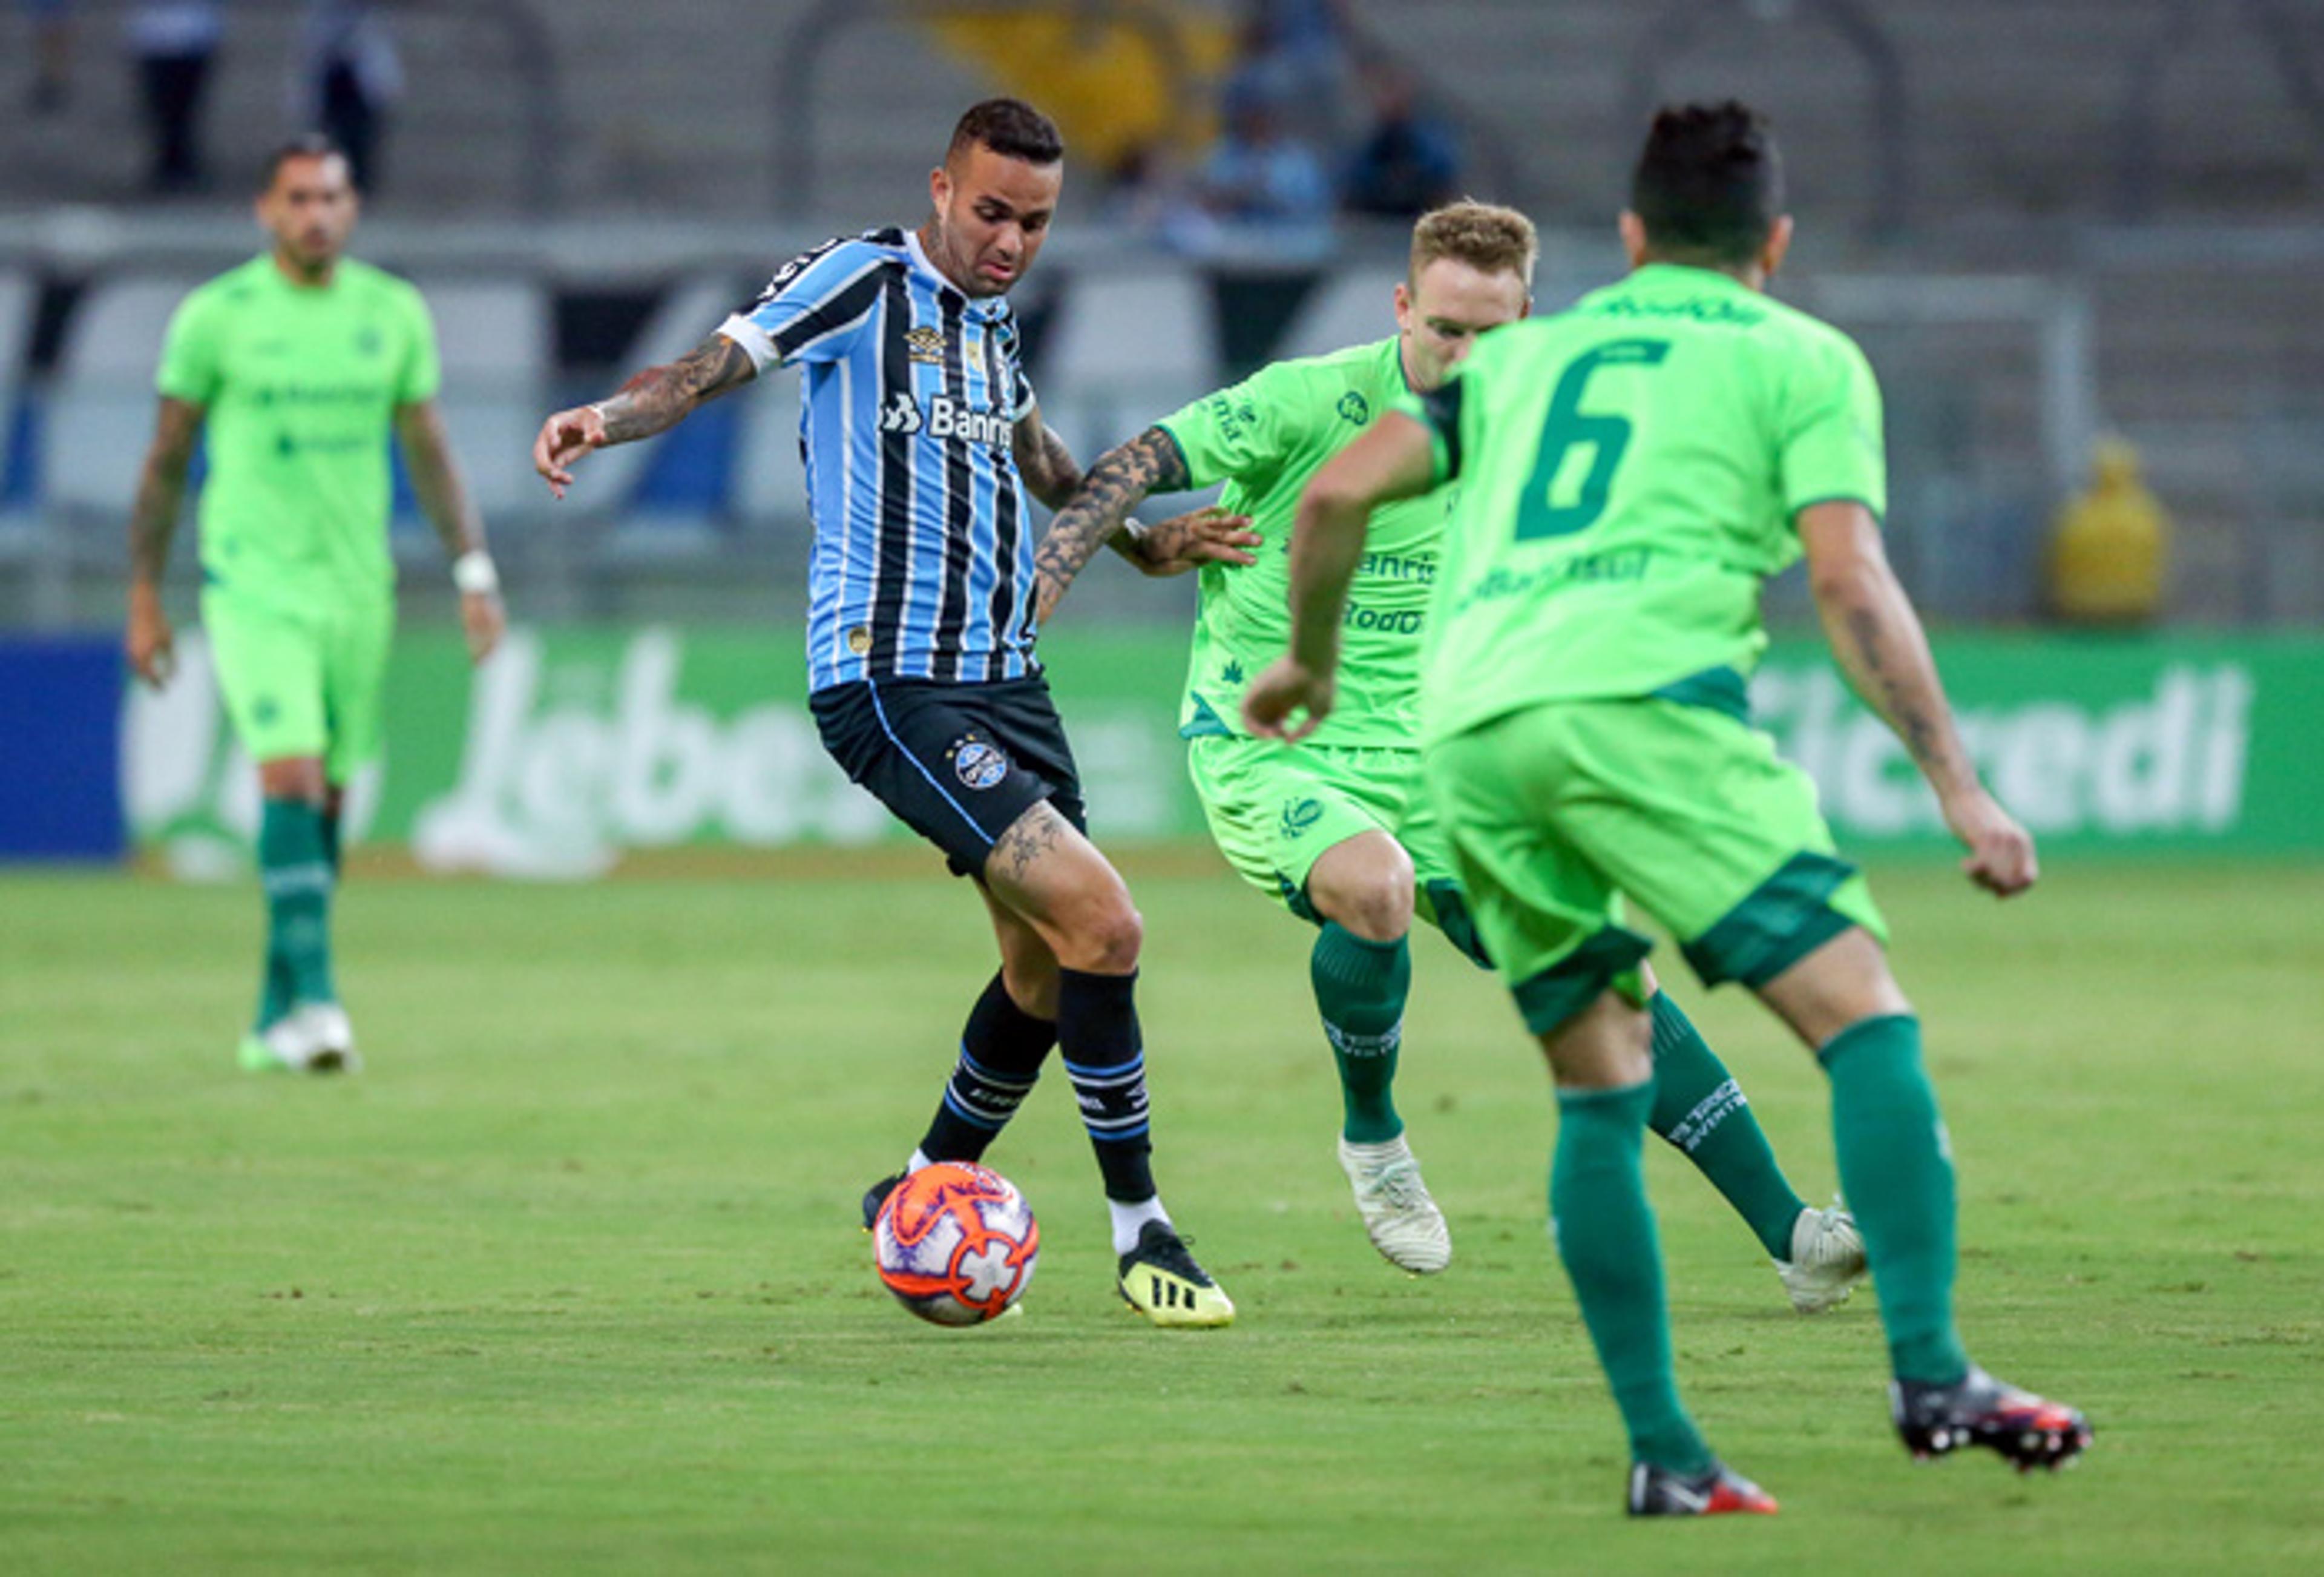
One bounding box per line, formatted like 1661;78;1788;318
394;286;442;405
718;240;889;374
154;290;220;405
1780;332;1886;523
1154;361;1311;489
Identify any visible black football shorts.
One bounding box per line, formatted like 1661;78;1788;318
810;676;1090;878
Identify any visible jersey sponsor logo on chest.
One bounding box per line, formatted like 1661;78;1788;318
878;390;1011;449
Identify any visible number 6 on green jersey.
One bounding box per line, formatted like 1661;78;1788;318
1514;337;1671;541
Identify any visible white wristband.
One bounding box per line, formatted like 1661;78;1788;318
1121;517;1150;544
451;551;500;595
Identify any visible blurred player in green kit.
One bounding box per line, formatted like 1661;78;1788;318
1033;202;1865;1309
1247;106;2090;1515
125;135;505;1073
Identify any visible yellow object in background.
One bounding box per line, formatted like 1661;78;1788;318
927;8;1235;170
2048;436;2170;624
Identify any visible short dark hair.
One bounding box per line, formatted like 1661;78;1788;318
263;133;349;190
947;98;1064;166
1629;102;1783;265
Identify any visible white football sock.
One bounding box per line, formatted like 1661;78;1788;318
1108;1196;1170;1256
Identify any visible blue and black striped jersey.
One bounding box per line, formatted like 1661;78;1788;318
720;227;1042;692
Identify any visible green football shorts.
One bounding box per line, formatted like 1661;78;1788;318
202;587;395;782
1186;733;1489;963
1425;697;1888;1035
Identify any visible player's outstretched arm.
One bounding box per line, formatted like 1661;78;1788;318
397;399;504;663
1799;500;2036;897
125;395;205;688
1025;420;1257;624
531;332;757;499
1244;412;1437;742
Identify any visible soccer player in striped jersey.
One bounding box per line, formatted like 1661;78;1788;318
531;99;1255;1328
1029;202;1865;1312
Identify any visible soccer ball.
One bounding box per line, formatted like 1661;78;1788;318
872;1162;1040;1325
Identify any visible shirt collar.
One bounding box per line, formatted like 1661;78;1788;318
903;228;1010;323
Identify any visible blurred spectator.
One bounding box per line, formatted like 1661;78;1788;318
22;0;74;116
1341;65;1463;219
298;1;405;194
2046;436;2170;625
1192;76;1334;237
1225;0;1355;144
126;1;222;193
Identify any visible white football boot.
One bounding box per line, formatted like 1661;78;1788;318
247;1002;361;1073
1338;1134;1452;1274
1775;1201;1867;1314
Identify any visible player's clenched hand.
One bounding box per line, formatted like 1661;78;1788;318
1126;506;1259;578
1242;657;1334;743
461;590;506;664
126;585;176;689
1943;786;2038;897
532;404;609;499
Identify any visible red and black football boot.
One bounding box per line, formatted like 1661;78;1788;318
1626;1460;1780;1517
1891;1365;2092;1472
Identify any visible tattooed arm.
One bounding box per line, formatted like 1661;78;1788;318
1012;406;1086;511
124;396;206;688
1799;499;2035;895
1029;426;1187;622
531;332;758;498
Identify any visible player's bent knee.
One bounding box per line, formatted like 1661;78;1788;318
1309;835;1415;942
1066;903;1143;975
257;756;327;803
1327;877;1413;943
1756;926;1912;1049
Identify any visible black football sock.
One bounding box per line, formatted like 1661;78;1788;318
1055;967;1156;1203
916;972;1057;1164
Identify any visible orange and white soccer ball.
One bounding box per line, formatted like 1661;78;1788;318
872;1162;1040;1325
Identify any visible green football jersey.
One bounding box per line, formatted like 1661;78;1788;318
156;254;441;607
1407;263;1885;744
1158;337;1451;749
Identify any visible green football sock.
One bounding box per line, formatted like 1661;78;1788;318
1310;923;1410;1144
1552;1080;1713;1474
252;953;294;1033
1820;1015;1970;1384
259;798;338;1008
1647;991;1808;1259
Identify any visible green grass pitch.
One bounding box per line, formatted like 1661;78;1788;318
2;855;2320;1573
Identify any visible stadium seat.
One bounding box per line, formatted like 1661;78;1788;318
584;276;744;521
1272;267;1407;362
1036;266;1219;464
40;276;204;518
732;357;809;531
405;277;550;521
0;269;33;506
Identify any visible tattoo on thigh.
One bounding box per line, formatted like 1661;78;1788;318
994;803;1066;883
